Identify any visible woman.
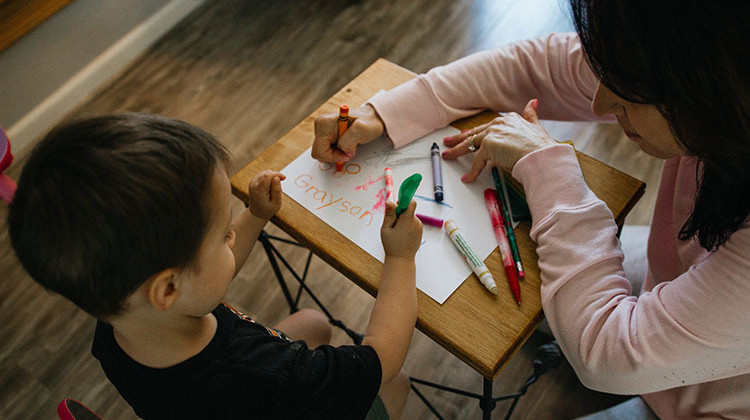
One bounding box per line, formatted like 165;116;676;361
312;0;749;418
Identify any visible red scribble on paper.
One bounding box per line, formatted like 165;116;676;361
354;175;383;191
370;188;387;213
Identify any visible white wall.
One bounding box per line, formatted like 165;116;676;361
0;0;206;155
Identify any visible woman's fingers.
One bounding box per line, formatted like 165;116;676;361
442;131;486;160
461;147;490;183
441;101;552;182
522;98;539;123
443;121;493;147
312;114;342;162
335;118;366;156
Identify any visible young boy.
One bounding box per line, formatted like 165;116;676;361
8;113;423;419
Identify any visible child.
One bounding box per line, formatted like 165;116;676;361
8;113;423;419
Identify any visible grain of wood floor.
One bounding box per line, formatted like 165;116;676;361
0;0;663;418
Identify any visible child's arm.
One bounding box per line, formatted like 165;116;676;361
231;170;285;276
362;200;422;386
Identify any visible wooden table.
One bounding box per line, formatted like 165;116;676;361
231;58;644;385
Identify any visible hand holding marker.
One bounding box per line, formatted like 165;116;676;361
395;173;422;217
394;173;495;295
335;105;351;172
393;173;444;227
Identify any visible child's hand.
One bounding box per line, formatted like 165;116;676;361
380;200;423;259
247;170;286;219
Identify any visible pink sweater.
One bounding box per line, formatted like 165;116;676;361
369;33;750;419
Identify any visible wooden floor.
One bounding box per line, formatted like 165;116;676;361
0;0;664;418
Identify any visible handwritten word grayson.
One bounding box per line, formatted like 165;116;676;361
293;174;376;227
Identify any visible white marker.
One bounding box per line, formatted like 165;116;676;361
384;167;395;203
444;219;497;295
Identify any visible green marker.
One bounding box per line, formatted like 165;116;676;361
491;167;525;279
395;173;422;216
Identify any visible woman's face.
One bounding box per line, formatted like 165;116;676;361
592;83;688;159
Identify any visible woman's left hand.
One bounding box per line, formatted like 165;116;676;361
442;99;558;183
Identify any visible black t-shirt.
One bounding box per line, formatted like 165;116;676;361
91;304;382;419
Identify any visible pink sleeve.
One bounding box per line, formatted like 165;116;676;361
369;33;609;148
512;145;750;395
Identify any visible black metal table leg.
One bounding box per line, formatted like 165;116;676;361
257;230;363;344
481;378;496;419
258;230;298;313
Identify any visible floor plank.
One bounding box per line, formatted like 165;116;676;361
1;0;660;418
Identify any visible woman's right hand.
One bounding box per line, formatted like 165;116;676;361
311;104;385;163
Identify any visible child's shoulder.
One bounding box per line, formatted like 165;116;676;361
219;303;293;343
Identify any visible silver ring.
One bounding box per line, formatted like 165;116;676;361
467;134;477;152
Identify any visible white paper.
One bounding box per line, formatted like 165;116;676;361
281;127;497;304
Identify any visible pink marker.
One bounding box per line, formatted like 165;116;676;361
384;167;394;203
416;213;444;228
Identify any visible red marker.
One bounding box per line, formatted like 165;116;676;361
484;189;521;306
336;105;350;172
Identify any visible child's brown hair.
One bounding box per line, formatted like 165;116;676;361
9;113;231;318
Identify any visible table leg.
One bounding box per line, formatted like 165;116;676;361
481;378;496;419
257;230;364;344
258;230;298;313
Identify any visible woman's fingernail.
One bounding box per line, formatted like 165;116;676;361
461;175;468;182
345;152;354;158
443;136;452;141
532;98;539;110
461;129;469;133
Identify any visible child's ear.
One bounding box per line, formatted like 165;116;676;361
147;268;181;311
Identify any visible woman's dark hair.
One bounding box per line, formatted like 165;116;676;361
8;114;231;318
571;0;750;251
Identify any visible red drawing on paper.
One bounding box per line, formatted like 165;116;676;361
370;188;387;213
354;175;384;191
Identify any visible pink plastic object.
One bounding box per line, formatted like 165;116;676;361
0;127;17;203
57;398;102;420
